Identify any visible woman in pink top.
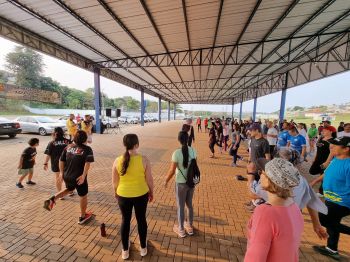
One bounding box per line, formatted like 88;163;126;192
245;158;304;262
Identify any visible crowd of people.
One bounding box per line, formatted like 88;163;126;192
14;112;350;261
194;116;350;261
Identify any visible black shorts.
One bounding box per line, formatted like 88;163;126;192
64;177;88;196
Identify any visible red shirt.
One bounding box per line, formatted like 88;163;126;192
203;119;208;125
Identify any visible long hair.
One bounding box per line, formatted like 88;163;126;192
121;134;139;175
53;127;65;140
178;131;189;168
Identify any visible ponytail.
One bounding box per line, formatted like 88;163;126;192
121;150;130;176
120;134;139;176
178;131;189;168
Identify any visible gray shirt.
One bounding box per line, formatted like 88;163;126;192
232;131;241;145
250;137;270;165
250;176;328;214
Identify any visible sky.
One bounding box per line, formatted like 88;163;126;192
1;36;350;113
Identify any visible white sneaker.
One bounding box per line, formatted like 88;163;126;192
173;225;186;238
140;246;147;257
122;241;130;260
121;249;129;260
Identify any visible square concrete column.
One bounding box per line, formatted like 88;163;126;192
94;67;102;134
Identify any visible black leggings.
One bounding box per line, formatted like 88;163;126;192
197;124;201;132
319;201;350;251
117;193;149;250
231;146;241;164
209;142;216;153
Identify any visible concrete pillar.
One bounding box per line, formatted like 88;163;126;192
140;89;145;126
279;73;288;122
231;98;234;119
174;103;176;120
252;96;257;122
158;97;161;123
93;67;102;134
168;101;171;121
239;100;243;121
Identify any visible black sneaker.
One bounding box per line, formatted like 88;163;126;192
78;212;93;225
26;181;36;185
312;245;340;261
16;182;24;189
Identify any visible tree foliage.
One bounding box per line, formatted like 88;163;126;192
3;46;183;112
6;47;44;88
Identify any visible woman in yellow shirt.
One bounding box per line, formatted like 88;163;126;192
112;134;154;260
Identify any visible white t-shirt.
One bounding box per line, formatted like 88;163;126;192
266;127;278;146
337;131;350;137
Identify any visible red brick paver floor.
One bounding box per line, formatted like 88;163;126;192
0;121;349;261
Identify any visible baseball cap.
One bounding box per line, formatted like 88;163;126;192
248;123;262;132
328;136;350;147
323;125;337;133
323;120;331;124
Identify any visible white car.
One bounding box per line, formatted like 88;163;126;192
102;118;119;128
15;116;67;136
144;116;152;122
118;116;139;124
128;117;139;124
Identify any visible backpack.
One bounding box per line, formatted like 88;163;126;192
179;149;201;188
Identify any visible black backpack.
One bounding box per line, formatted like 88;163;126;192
186;158;200;188
179;148;201;188
179;149;201;188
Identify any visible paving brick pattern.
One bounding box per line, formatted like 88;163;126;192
0;121;349;261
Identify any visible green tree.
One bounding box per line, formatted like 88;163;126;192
5;46;44;88
0;70;9;84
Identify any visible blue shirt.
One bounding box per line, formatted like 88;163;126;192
287;134;306;154
277;130;290;148
323;157;350;208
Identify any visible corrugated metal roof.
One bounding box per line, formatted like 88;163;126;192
0;0;349;104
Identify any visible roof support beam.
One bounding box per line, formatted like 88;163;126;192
210;0;300;101
221;0;339;99
92;31;350;68
227;8;350;99
207;0;263;99
204;0;224;80
181;0;198;100
6;0;176;102
139;0;192;101
97;0;185;102
0;14;167;100
205;32;350;104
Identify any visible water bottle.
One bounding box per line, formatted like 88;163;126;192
100;223;106;237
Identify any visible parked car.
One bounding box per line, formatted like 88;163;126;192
144;116;152;122
102;117;119;128
128;117;139;124
15;116;67;136
57;115;70;124
0;117;22;138
117;116;139;124
118;117;128;124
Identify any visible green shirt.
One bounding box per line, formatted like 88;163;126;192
308;127;318;139
171;147;197;183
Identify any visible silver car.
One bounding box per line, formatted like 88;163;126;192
15;116;67;136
